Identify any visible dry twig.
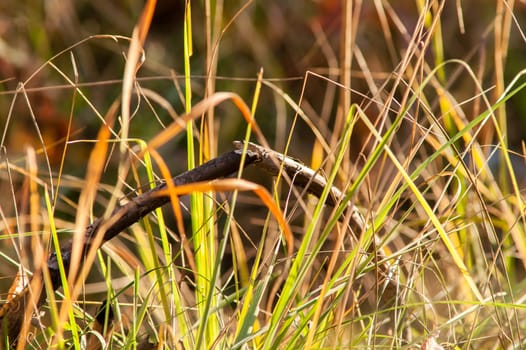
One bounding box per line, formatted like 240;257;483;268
0;141;396;348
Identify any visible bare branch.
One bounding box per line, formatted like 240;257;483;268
0;148;259;347
1;141;398;348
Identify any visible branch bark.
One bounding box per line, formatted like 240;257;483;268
0;141;397;348
0;148;258;347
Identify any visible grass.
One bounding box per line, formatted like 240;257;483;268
1;0;526;349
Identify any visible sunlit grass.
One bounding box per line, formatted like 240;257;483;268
0;0;525;349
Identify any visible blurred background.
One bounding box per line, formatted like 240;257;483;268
1;0;525;162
